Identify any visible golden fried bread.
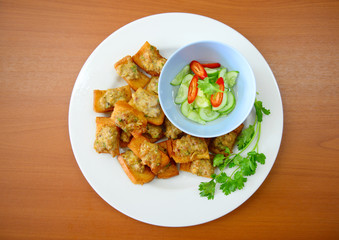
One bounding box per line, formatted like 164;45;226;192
145;76;159;94
94;117;120;157
119;129;132;148
114;55;150;91
143;123;164;143
128;88;165;125
157;159;179;179
93;85;132;113
163;118;183;139
111;100;147;137
132;41;167;76
156;140;179;179
167;135;210;163
128;135;170;174
180;158;214;178
209;124;244;156
117;150;155;185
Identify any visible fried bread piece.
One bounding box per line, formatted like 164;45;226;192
114;55;150;91
145;76;159;94
209;124;244;156
156;140;179;179
111;100;147;137
93;85;132;113
117;150;155;184
163;118;183;139
94;117;120;157
128;135;170;174
119;129;132;148
128;88;165;125
143;123;164;143
180;158;214;178
132;41;166;76
167;135;210;163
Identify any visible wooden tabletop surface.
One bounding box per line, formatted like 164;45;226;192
1;0;338;239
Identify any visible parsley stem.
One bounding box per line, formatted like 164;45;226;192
251;121;261;152
238;117;258;155
224;155;235;167
230;166;240;178
252;122;262;152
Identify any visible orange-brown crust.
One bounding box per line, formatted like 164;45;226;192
132;41;166;76
94;117;120;157
93;90;106;112
117;153;155;185
143;129;164;143
128;92;165;126
166;136;210;164
127;135;170;174
114;55;150;91
111;100;147;137
209;124;244;156
180;159;214;178
93;85;132;113
179;162;192;173
119;141;129;148
157;159;179;179
156;140;179;179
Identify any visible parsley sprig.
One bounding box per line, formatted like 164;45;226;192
199;98;270;200
197;77;225;95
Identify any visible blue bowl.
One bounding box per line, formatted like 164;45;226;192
158;40;256;138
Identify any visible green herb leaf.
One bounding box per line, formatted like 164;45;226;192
254;100;271;122
237;124;255;150
220;176;237;195
233;171;247;190
213;154;225;167
224;146;231;155
239;156;257;176
198;77;222;95
215;172;228;183
199;179;216;200
248;151;266;164
198;95;270;200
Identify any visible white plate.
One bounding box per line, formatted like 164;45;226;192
68;13;283;227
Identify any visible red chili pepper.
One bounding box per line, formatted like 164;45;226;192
187;75;199;104
210;77;225;107
190;60;208;79
201;63;221;68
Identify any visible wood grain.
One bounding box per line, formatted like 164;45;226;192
0;0;338;239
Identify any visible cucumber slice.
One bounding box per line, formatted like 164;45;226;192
225;71;239;87
212;92;228;111
199;107;220;122
180;100;194;117
194;89;210;108
171;65;190;86
194;96;210;108
174;84;188;104
218;68;227;79
187;110;206;125
205;67;219;78
224;103;236;115
217;91;236;113
181;74;194;85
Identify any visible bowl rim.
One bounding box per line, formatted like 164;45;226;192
158;40;256;138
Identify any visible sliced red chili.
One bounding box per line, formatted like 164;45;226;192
201;63;221;68
216;77;224;86
190;60;208;79
187;75;199;104
210;77;225;107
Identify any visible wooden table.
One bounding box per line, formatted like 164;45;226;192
1;0;338;239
